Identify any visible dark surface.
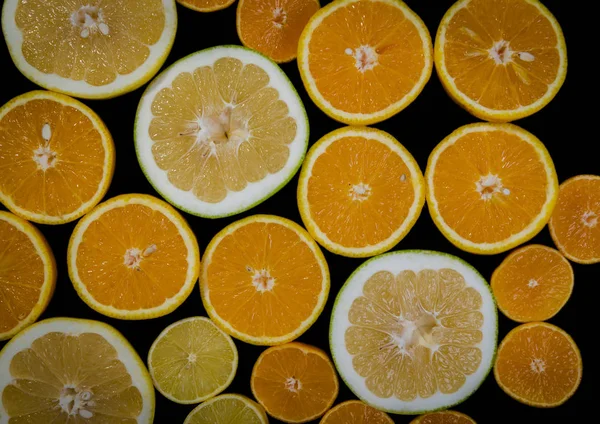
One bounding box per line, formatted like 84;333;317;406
0;1;591;422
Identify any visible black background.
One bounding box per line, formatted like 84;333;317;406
0;1;592;422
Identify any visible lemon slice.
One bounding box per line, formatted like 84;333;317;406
184;393;268;424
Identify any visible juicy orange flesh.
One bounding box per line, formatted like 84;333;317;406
432;130;549;244
0;220;44;333
75;204;189;310
252;345;337;421
15;0;165;86
238;0;320;62
206;222;323;338
492;246;572;322
414;411;475;424
495;324;581;405
346;269;483;400
150;58;296;203
307;136;415;248
307;1;426;114
0;99;106;218
180;0;234;12
3;331;142;422
442;0;561;110
150;319;236;401
550;177;600;262
187;397;264;424
322;400;393;424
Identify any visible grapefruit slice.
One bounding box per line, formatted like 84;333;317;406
330;250;497;414
184;394;268;424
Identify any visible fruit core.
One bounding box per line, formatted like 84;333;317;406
350;183;371;201
59;386;94;418
476;174;510;200
33;123;57;171
345;46;378;72
71;6;109;38
530;358;546;373
582;211;598;228
250;268;275;293
285;376;302;393
124;244;157;270
272;8;288;28
488;40;535;65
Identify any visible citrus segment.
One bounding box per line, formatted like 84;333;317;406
201;215;329;345
237;0;320;63
184;394;268;424
491;244;573;322
320;400;393;424
68;193;200;320
494;322;582;407
330;250;497;413
410;410;476;424
298;0;433;124
251;342;339;423
148;317;238;404
0;318;155;423
0;211;56;341
434;0;567;122
135;45;308;218
549;175;600;264
178;0;236;12
298;126;425;257
0;91;115;224
425;123;558;254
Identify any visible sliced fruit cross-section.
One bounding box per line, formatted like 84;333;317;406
410;410;476;424
184;394;268;424
178;0;236;12
320;400;393;424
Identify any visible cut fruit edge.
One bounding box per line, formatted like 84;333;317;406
330;250;498;414
200;214;330;345
178;0;237;13
184;393;268;424
0;211;56;341
0;317;155;423
135;45;309;218
0;90;115;224
434;0;567;122
147;316;238;404
1;0;177;99
425;123;558;254
297;0;433;125
67;193;200;320
298;126;425;257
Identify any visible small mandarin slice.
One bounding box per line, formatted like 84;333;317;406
320;400;393;424
410;410;476;424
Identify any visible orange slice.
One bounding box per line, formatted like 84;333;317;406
0;91;115;224
201;215;329;345
320;400;393;424
410;411;476;424
491;244;573;322
178;0;236;12
434;0;567;122
549;175;600;264
298;0;433;125
425;123;558;254
67;193;200;320
251;342;339;423
237;0;320;63
298;126;425;257
494;322;582;407
0;211;56;341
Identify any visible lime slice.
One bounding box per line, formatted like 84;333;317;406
184;393;268;424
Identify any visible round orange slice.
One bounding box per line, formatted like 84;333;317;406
201;215;329;345
0;211;56;341
0;91;115;224
549;175;600;264
67;193;200;320
298;0;433;125
320;400;393;424
410;411;476;424
494;322;582;407
178;0;236;12
491;244;573;322
297;126;425;257
425;123;558;254
435;0;567;122
237;0;320;63
251;342;339;423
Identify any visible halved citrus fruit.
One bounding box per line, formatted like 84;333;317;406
251;342;339;423
491;244;573;322
0;317;155;422
494;322;582;407
178;0;236;12
2;0;177;99
298;126;425;257
237;0;320;63
434;0;567;122
0;211;56;341
0;91;115;224
426;123;558;254
297;0;433;125
67;193;200;320
184;393;268;424
330;250;497;414
549;175;600;264
320;400;393;424
135;45;309;218
410;410;476;424
148;316;238;404
201;215;329;345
